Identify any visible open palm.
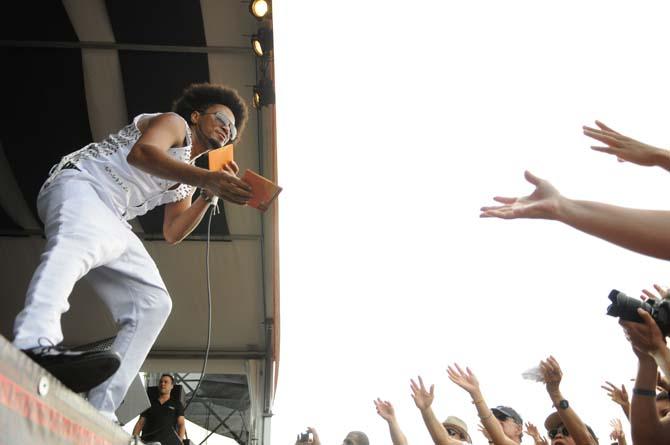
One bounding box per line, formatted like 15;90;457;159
447;364;480;394
480;171;561;220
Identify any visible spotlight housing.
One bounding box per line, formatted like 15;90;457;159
249;0;270;19
251;27;273;57
253;79;275;108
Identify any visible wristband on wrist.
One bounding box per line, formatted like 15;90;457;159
633;388;656;397
479;412;493;420
472;399;484;405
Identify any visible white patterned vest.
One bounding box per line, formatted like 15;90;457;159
44;113;197;220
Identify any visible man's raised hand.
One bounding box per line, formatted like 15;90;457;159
480;171;562;220
410;376;434;411
584;121;666;167
601;381;629;409
374;398;396;422
447;364;481;395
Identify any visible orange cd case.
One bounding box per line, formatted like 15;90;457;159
242;170;282;211
208;146;234;171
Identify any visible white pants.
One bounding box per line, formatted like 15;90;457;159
13;172;173;420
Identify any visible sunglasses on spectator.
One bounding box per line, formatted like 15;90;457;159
548;425;570;439
446;428;466;440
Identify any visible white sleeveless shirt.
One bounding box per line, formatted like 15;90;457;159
44;113;198;220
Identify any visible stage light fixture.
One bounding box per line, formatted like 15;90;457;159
250;0;270;19
251;27;273;57
253;79;275;108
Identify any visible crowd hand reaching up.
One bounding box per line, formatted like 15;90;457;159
410;376;434;411
641;284;670;302
620;308;667;358
375;398;409;445
601;381;630;418
304;427;320;445
447;364;481;396
609;418;625;440
480;171;563;220
374;398;397;422
524;422;548;445
539;356;563;395
609;418;627;445
583;121;668;167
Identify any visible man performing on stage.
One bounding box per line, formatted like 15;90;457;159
12;83;252;421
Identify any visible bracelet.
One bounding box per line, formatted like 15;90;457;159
472;399;484;404
479;413;493;420
633;388;656;397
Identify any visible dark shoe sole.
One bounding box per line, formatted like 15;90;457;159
29;351;121;393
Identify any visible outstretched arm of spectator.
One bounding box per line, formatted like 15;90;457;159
410;377;461;445
621;318;670;445
582;121;670;170
601;381;630;420
524;422;548;445
447;364;516;445
480;170;670;260
539;356;595;445
609;418;627;445
374;398;409;445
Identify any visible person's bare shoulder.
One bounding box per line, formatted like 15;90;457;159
136;112;187;148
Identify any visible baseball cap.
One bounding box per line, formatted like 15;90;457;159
492;406;523;425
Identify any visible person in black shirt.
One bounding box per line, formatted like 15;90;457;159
133;374;186;445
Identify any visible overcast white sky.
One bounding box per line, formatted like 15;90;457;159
269;2;670;445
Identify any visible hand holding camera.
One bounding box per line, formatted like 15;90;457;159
296;427;318;445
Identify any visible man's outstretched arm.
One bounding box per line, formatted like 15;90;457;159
481;171;670;260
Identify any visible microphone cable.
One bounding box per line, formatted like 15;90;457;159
184;198;218;412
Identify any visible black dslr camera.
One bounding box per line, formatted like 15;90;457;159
297;432;312;443
606;289;670;336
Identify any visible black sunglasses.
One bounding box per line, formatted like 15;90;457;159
548;425;570;439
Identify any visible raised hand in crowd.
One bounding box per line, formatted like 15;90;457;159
480;121;670;261
410;377;467;445
640;283;669;302
524;422;548;445
447;364;522;445
621;307;670;380
481;168;670;261
621;312;670;445
538;356;597;445
641;283;670;391
582;120;670;168
374;398;408;445
609;418;627;445
601;381;630;419
296;427;320;445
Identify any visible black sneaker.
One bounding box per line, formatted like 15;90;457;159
23;345;121;393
